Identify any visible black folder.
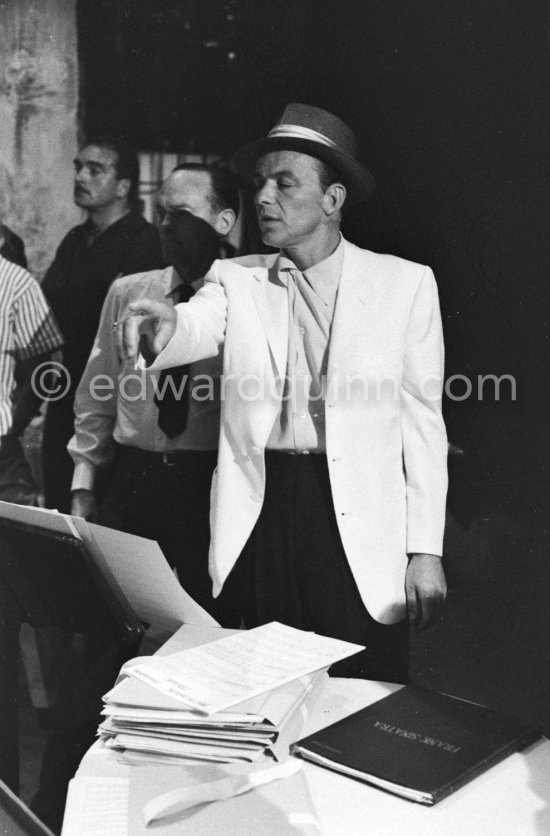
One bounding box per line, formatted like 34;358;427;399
291;684;542;804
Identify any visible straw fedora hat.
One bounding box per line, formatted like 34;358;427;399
233;103;375;204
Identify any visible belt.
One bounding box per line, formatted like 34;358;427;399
264;449;327;473
265;449;324;457
115;445;217;468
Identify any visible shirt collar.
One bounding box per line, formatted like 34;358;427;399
81;209;143;241
164;267;203;299
276;235;344;305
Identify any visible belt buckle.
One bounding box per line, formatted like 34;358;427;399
162;451;177;466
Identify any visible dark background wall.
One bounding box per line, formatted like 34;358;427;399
73;4;550;745
78;0;550;503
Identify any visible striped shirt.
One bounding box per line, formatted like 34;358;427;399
0;256;64;435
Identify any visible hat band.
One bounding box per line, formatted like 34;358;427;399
267;124;339;151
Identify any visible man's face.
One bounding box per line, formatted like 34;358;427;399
253;151;329;251
156;170;221;277
73;145;125;210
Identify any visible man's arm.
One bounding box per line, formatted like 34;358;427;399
11;352;54;437
401;267;448;628
68;283;122;521
40;232;71;302
11;273;64;435
120;263;228;367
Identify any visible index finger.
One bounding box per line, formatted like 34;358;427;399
118;299;160;360
416;592;433;631
115;312;144;360
406;582;418;626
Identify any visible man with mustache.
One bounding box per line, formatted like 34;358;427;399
41;135;162;514
68;163;239;618
121;104;448;683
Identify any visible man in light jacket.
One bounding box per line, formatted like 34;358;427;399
121;104;448;682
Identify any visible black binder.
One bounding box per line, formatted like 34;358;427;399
292;684;542;804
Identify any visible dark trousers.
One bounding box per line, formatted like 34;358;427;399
98;445;231;622
0;434;38;506
220;451;410;683
0;581;21;792
31;633;136;833
42;399;75;514
0;435;38;791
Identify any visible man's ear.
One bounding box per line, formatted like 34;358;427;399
214;208;236;238
116;178;131;200
323;182;346;217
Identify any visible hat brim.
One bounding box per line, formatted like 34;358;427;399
232;136;376;205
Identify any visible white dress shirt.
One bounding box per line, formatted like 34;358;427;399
267;237;344;453
69;266;221;492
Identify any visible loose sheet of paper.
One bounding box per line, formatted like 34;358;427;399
127;622;364;714
0;500;81;539
77;520;218;631
61;776;129;836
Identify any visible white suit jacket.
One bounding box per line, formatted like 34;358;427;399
151;238;448;624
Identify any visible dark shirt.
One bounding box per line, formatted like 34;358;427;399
42;211;163;395
1;227;29;389
0;226;27;269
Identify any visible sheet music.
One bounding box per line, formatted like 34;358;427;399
127;622;364;714
61;776;129;836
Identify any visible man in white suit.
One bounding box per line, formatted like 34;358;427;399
121;104;448;681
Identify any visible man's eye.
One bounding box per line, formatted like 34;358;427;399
278;181;293;189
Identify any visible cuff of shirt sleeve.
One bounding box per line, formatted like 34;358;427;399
71;460;96;493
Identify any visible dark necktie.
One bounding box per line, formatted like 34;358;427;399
154;282;195;438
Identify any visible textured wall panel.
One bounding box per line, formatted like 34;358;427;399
0;0;80;277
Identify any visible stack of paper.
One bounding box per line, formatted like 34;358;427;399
99;622;363;765
99;670;324;764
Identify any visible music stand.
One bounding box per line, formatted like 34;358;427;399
0;778;56;836
0;502;144;792
0;504;143;645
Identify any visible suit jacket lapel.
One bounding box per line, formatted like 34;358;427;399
250;240;384;381
329;240;383;369
250;264;289;379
